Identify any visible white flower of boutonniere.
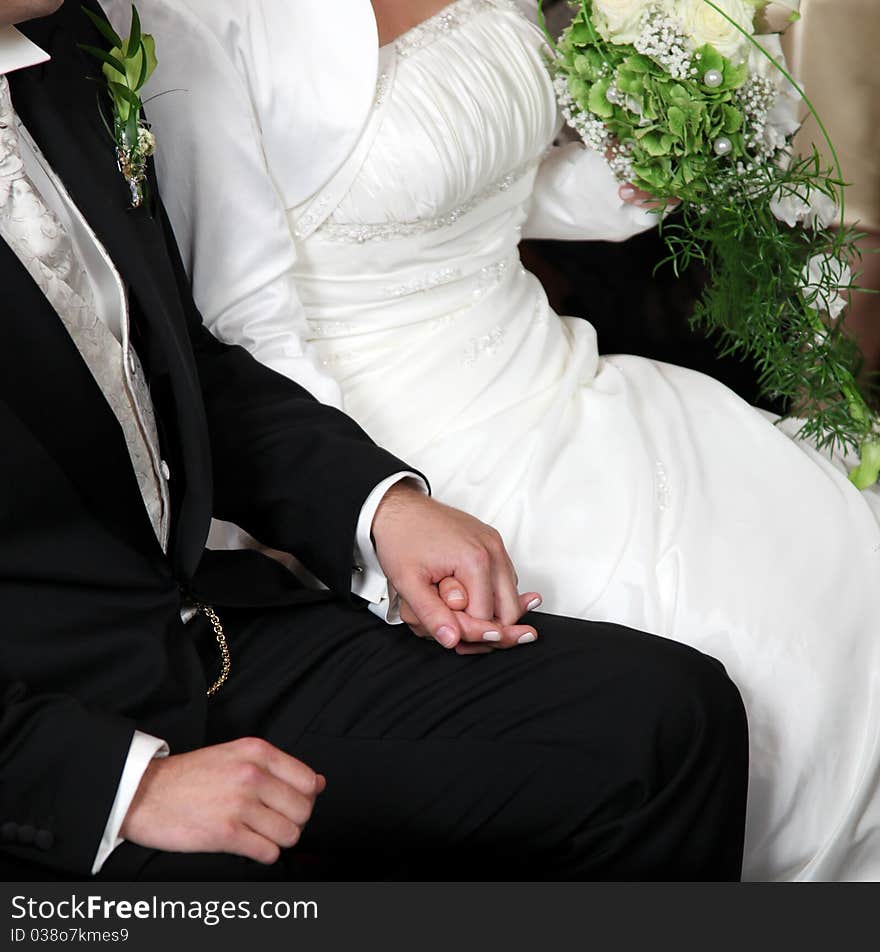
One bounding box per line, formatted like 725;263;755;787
80;4;157;208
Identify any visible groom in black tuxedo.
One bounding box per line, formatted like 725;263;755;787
0;0;749;882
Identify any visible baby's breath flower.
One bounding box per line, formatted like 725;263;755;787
137;127;156;157
634;5;692;80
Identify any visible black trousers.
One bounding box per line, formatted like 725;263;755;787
93;601;748;882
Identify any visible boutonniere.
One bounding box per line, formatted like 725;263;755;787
80;4;157;208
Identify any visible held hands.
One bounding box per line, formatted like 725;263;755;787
120;738;325;864
402;584;543;655
371;481;542;653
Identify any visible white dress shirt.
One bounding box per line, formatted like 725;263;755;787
1;25;420;874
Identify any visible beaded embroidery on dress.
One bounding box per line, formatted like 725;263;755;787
393;0;518;57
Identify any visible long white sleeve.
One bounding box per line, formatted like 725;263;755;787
523;142;662;242
122;1;344;408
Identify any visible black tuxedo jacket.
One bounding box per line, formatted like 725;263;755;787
0;1;410;877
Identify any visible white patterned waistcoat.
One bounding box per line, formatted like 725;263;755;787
0;75;170;551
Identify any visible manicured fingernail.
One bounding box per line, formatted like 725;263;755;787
482;631;502;642
446;589;466;601
436;626;457;649
526;597;542;611
620;186;636;199
517;633;537;645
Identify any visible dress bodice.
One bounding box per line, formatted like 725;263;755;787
142;0;655;407
292;0;561;368
318;0;557;239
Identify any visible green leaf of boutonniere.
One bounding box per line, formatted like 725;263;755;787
78;43;127;77
128;4;142;52
104;36;156;90
81;6;122;48
79;4;157;208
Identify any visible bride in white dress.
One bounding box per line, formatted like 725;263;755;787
124;0;880;880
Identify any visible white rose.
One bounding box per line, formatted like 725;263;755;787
591;0;652;45
800;253;851;320
671;0;756;63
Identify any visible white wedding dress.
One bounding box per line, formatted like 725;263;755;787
142;0;880;880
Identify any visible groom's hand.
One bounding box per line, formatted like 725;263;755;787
371;481;538;650
120;738;325;864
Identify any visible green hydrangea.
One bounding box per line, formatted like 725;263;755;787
557;5;749;200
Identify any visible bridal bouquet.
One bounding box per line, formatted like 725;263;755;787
540;0;880;488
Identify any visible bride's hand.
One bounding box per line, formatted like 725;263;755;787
619;183;680;212
443;581;542;655
399;586;543;656
605;140;679;212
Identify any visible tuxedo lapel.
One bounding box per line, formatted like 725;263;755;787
10;1;213;578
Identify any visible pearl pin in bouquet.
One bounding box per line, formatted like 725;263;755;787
540;0;880;489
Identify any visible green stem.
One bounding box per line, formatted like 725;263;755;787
698;2;880;485
849;439;880;490
802;308;879;485
582;0;602;47
700;0;846;231
535;0;559;52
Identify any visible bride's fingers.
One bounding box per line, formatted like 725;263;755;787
618;184;652;205
455;643;496;656
618;183;680;210
617;185;663;208
455;611;538;649
403;593;541;648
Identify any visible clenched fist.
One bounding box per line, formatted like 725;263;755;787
121;737;325;865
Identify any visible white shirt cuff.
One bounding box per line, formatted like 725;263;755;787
91;731;169;875
353;472;428;624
